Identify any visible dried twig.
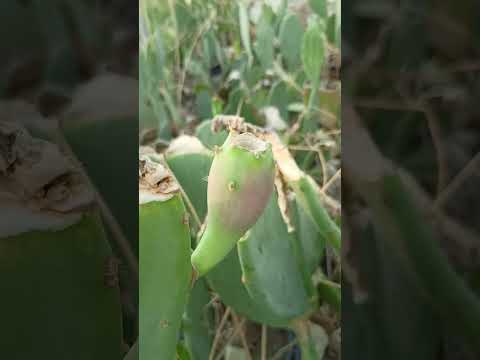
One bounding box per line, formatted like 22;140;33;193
209;307;232;360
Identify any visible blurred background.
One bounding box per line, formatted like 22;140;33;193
343;1;480;359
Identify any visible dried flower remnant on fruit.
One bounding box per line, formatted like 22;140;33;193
0;121;94;237
138;153;179;204
211;115;267;136
228;132;268;155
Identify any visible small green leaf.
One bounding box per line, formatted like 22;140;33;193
211;96;224;117
183;279;214;360
238;2;253;65
309;0;327;19
327;14;337;44
254;14;275;69
195;89;213;120
288;102;306;113
279;13;304;70
176;343;192;360
301;22;326;83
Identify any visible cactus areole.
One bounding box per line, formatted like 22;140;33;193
0;121;94;237
192;131;275;276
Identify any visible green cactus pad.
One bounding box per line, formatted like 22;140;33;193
238;194;314;321
195;119;228;149
292;176;341;253
0;120;123;359
292;199;325;278
0;213;123;360
183;279;214;360
139;154;192;360
62;116;138;254
166;152;213;222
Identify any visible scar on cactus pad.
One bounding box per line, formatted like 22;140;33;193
0;120;123;359
139;150;180;204
0;120;94;236
191;131;275;277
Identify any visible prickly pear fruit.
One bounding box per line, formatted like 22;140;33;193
191;131;275;277
139;152;192;360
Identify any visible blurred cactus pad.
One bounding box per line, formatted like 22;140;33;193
0;120;123;359
140;0;341;358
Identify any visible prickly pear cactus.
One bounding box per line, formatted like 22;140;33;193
165;128;325;329
139;152;192;360
161;121;339;358
0;121;123;360
191;132;275;277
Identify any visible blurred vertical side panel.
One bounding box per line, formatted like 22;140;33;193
0;1;138;359
343;0;480;359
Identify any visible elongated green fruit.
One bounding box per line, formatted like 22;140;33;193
0;121;123;359
139;152;192;360
191;132;275;276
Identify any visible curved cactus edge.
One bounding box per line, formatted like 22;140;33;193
263;131;341;254
291;175;341;254
379;174;480;353
345;106;480;353
162;156;203;231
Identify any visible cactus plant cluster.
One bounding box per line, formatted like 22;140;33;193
136;117;340;360
139;0;341;358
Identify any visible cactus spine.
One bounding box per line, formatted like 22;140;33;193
191;132;275;277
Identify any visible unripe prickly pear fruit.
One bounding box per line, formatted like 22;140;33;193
191;131;275;276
